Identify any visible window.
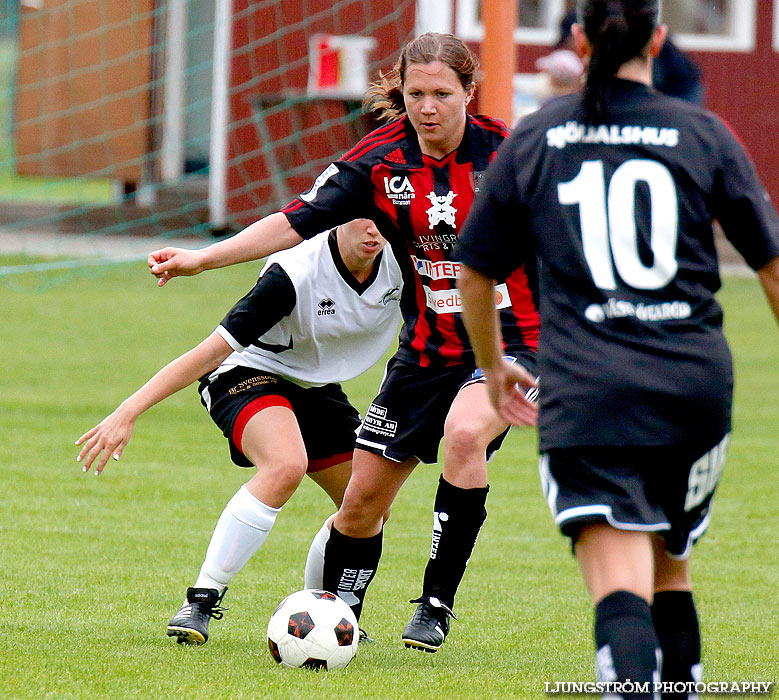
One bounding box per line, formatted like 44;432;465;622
663;0;755;52
774;0;779;51
456;0;567;46
456;0;755;52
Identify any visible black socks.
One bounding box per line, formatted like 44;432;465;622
322;524;382;621
595;590;660;699
652;590;701;699
421;475;489;610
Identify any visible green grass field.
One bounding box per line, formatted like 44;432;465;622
0;260;776;699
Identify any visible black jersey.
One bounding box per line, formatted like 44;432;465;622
457;79;779;449
282;115;539;368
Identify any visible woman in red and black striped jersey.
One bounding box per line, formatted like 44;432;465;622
148;33;540;652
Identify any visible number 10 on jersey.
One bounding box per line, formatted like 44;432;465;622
558;159;679;291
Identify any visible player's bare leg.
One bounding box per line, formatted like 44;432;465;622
307;460;352;508
334;449;417;536
575;524;659;699
242;406;308;507
403;382;507;652
652;536;701;699
576;524;654;602
442;381;508;488
304;461;391;588
167;407;306;645
653;536;692;593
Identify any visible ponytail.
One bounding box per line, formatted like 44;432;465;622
364;67;405;123
578;0;660;122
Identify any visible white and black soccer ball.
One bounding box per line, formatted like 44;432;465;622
267;589;359;670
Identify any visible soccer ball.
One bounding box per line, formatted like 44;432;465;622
267;589;359;670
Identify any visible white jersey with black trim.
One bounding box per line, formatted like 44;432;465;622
214;230;402;388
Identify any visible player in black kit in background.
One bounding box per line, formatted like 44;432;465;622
456;1;779;698
147;33;540;652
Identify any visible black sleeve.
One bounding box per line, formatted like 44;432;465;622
281;159;376;239
219;263;297;348
454;132;532;280
711;119;779;270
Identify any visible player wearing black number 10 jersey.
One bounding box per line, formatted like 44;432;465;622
456;1;779;698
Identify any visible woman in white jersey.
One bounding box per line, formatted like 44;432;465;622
76;219;401;645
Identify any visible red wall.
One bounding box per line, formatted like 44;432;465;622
226;0;415;225
691;0;779;203
507;0;779;203
228;1;779;223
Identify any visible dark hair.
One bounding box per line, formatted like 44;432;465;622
556;10;577;49
577;0;660;121
364;32;482;123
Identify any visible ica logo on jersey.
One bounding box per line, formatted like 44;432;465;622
383;176;415;205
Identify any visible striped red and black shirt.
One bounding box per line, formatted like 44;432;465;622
283;114;539;368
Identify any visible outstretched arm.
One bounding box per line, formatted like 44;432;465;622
148;212;303;287
458;266;538;427
75;331;232;474
757;256;779;324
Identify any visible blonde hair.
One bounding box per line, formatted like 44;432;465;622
364;33;482;123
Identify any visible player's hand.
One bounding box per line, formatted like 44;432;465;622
484;359;538;427
75;406;137;475
148;247;206;287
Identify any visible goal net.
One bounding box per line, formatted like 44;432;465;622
0;0;415;270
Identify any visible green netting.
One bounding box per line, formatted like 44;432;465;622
0;0;414;287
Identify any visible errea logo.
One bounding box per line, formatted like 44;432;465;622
383;176;415;206
317;298;336;316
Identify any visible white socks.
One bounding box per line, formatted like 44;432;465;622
194;484;281;592
303;516;333;589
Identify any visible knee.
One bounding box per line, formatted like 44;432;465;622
444;418;489;461
250;453;308;499
336;482;388;535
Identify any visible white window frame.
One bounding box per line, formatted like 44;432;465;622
455;0;566;46
455;0;755;52
670;0;756;53
774;0;779;51
417;0;454;35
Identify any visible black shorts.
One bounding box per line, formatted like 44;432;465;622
538;433;730;558
355;351;537;464
199;365;360;471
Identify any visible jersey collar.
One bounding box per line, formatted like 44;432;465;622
400;114;477;168
327;229;384;295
